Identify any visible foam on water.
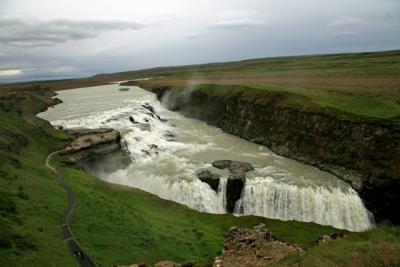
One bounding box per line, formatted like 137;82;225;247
38;83;374;231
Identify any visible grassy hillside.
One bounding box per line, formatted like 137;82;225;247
0;87;77;266
272;227;400;267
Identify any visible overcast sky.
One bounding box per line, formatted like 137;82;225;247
0;0;399;83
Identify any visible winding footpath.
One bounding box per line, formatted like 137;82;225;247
46;150;98;267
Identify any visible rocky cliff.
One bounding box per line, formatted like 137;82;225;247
150;86;400;224
61;128;131;174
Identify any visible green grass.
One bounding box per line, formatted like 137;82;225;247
0;111;77;267
272;227;400;267
118;50;400;79
132;50;400;121
254;85;400;119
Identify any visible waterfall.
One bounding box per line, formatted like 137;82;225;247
38;83;375;232
218;178;228;213
235;177;373;231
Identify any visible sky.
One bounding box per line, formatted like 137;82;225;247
0;0;399;83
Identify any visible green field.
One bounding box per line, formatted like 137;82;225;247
128;50;400;121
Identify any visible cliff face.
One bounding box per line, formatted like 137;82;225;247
61;129;131;174
151;87;400;224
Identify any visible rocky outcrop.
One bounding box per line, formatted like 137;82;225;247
215;226;304;267
196;160;254;213
212;160;254;174
151;87;400;224
61;128;131;174
196;169;220;191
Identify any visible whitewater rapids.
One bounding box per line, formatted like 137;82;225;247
38;83;374;231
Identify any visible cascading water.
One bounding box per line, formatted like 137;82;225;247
38;83;374;232
235;177;372;231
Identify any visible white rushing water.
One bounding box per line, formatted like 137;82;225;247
38;83;374;231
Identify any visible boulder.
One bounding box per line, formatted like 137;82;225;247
156;114;167;122
196;169;220;192
129;116;137;124
142;103;155;114
212;160;254;174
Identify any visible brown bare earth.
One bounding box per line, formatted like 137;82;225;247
215;226;304;267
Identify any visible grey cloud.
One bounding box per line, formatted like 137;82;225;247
187;17;266;39
328;16;364;27
0;17;145;47
1;0;400;83
331;31;360;36
208;18;266;29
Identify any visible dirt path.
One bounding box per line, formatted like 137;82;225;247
46;150;98;267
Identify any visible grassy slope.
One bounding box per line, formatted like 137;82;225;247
130;50;400;121
0;110;78;267
272;227;400;267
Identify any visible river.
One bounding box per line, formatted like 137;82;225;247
38;83;374;231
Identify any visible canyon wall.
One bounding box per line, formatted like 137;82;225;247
150;86;400;224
